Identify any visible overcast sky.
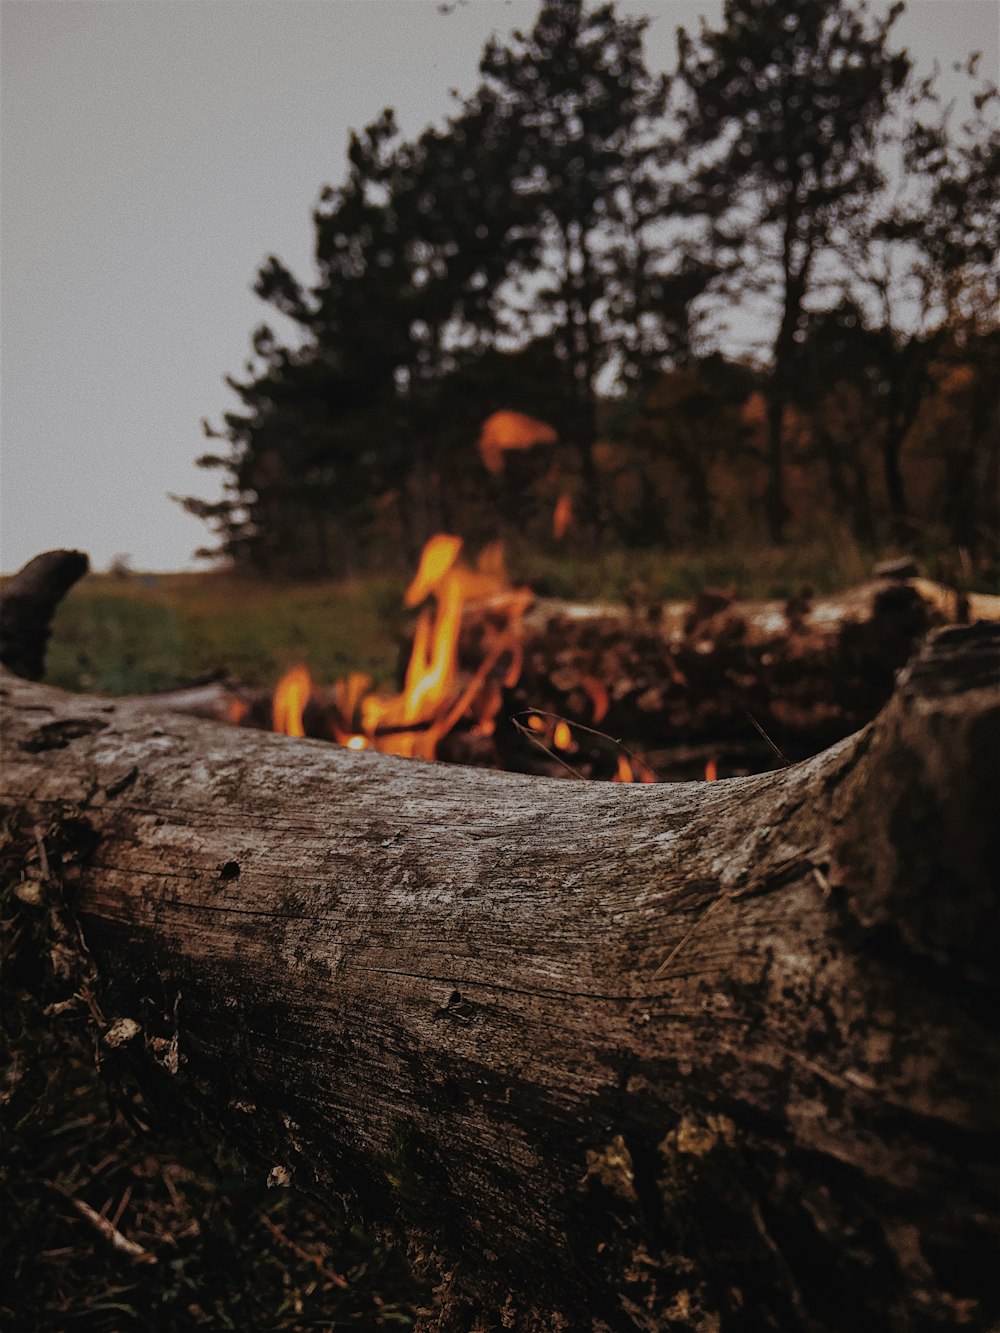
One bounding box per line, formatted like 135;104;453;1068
2;0;997;573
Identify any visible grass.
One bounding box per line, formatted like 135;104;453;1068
43;538;992;698
46;572;406;696
509;539;879;602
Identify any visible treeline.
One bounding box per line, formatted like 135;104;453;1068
179;0;1000;577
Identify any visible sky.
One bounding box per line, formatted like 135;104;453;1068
2;0;998;573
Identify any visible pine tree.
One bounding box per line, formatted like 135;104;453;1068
182;106;520;573
855;66;1000;531
671;0;911;542
473;0;667;528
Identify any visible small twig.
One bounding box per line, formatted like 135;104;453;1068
811;864;831;897
743;711;791;767
652;893;733;980
371;719;434;737
258;1213;349;1288
511;715;588;780
45;1179;155;1263
33;826;51;880
513;709;659;782
109;1184;133;1230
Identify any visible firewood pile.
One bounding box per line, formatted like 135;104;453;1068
148;566;999;784
466;571;994;780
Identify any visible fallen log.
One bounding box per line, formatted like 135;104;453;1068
1;616;997;1332
491;574;1000;772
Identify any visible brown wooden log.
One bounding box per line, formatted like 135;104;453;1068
0;549;89;681
1;620;997;1332
486;575;1000;770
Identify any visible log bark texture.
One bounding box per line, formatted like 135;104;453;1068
1;624;998;1332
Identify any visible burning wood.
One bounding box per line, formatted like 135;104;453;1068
8;545;992;791
273;535;531;762
262;548;1000;786
272;664;311;738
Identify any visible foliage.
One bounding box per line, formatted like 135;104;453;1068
178;0;1000;576
474;0;668;515
44;573;405;696
671;0;912;541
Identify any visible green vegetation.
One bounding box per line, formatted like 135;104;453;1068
507;540;879;603
43;537;991;698
46;572;406;696
180;0;999;581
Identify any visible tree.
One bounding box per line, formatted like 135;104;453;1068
671;0;912;542
620;353;759;544
473;0;668;530
179;113;413;575
791;300;892;545
850;66;1000;536
180;101;531;575
182;1;675;570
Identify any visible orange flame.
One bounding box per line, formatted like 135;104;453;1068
552;491;573;540
402;576;464;729
227;697;249;725
579;675;609;725
318;534;527;761
270;536;667;788
478;410;558;475
404;533;463;608
273;666;311;738
705;759;718;782
611;752;657;784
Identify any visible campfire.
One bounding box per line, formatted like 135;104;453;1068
255;538;997;789
241;522;1000;790
270;532;663;781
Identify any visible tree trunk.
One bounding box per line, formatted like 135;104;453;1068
1;621;997;1332
882;415;910;530
764;385;789;544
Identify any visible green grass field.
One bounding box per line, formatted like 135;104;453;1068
42;540;991;696
45;571;407;696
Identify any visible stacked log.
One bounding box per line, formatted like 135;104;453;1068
459;574;1000;778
